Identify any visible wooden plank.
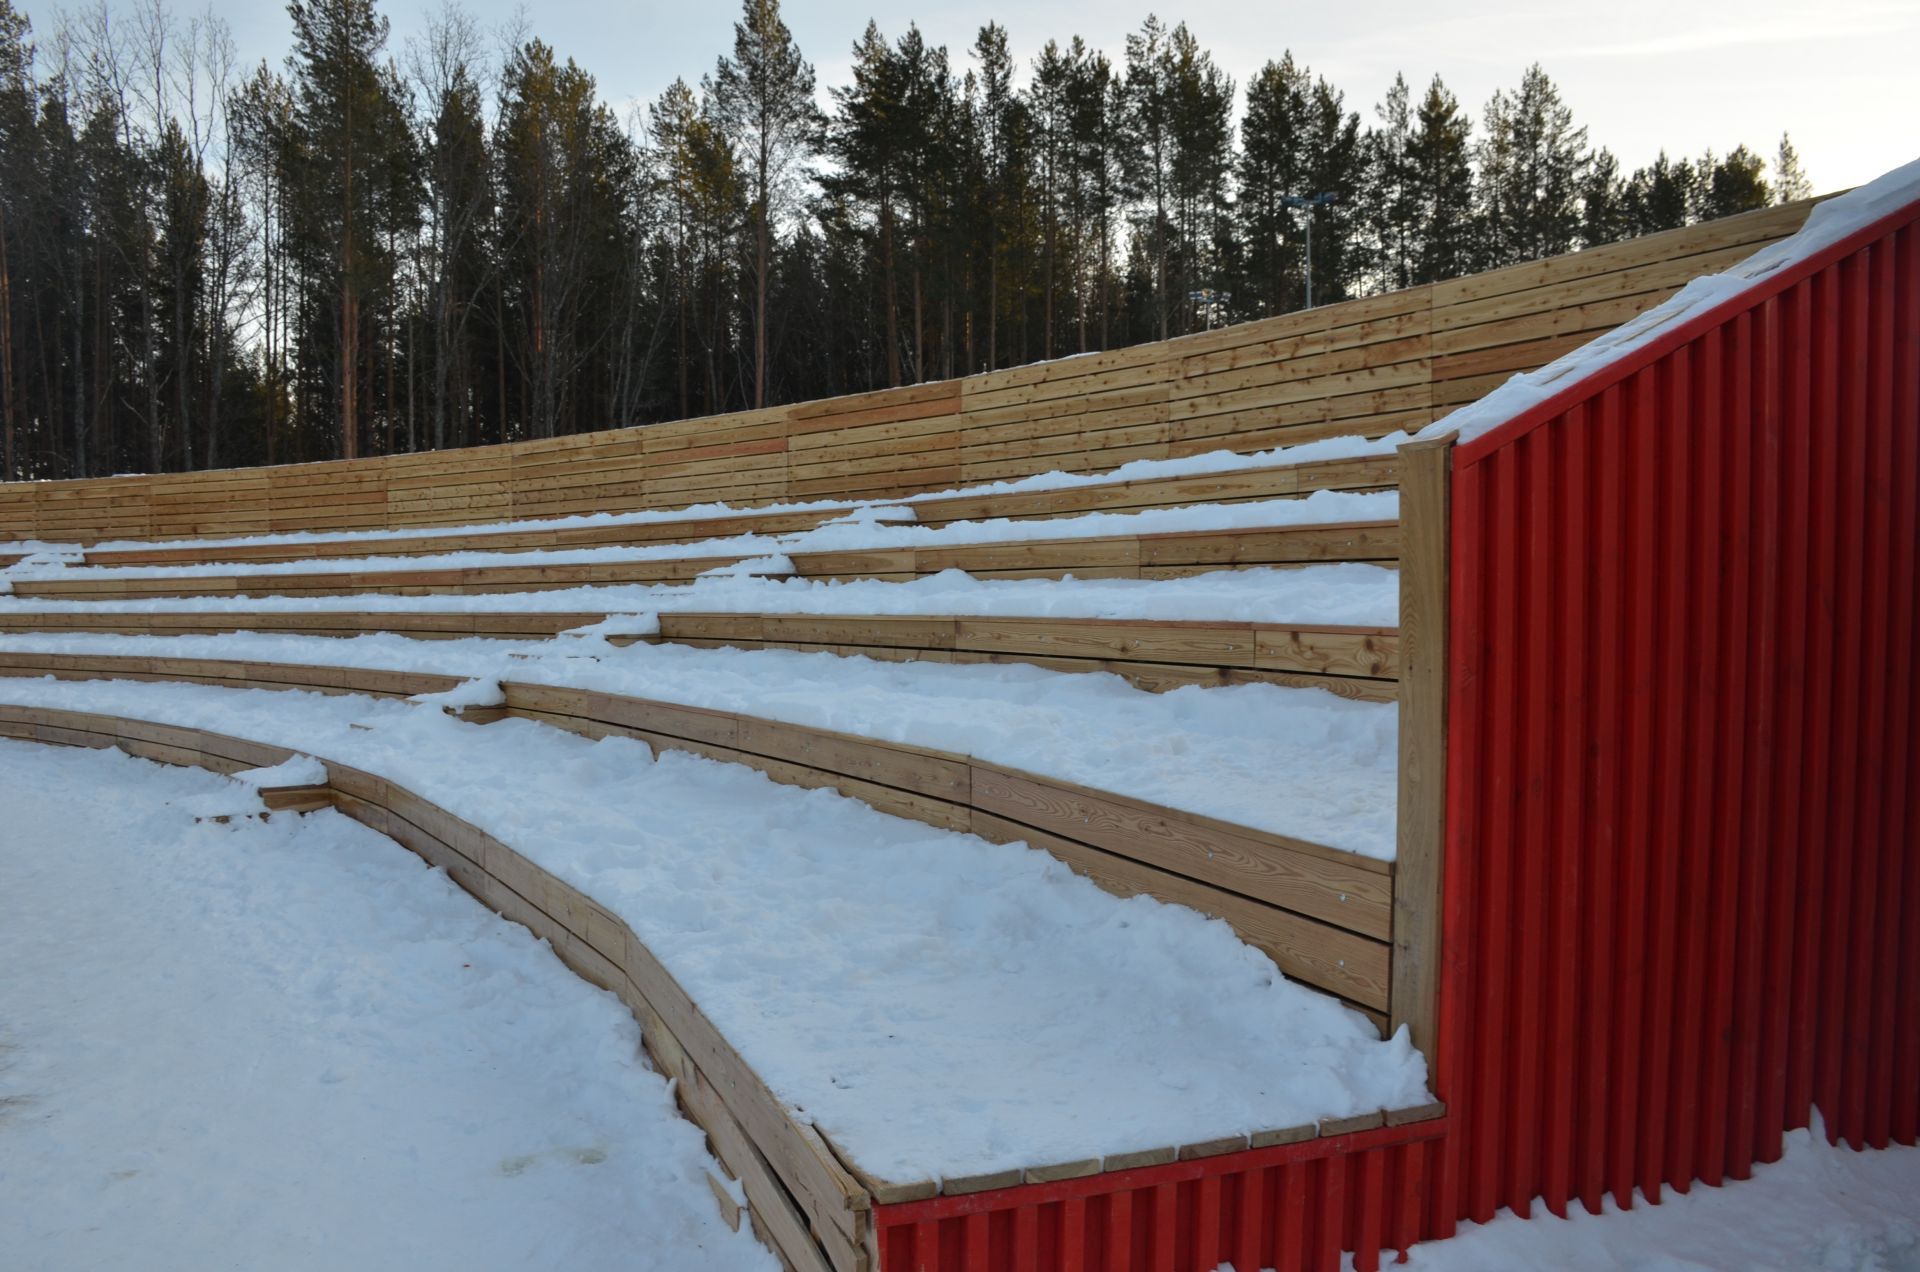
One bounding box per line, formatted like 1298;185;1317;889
970;810;1387;1009
503;682;741;749
1389;436;1452;1057
733;718;971;802
1253;627;1400;679
1139;521;1401;567
968;764;1392;938
954;617;1260;668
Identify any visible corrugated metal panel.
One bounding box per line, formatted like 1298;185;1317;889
1443;205;1920;1228
870;1121;1449;1272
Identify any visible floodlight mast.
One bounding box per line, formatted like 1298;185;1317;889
1280;192;1339;309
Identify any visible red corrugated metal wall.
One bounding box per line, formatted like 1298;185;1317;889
872;1121;1448;1272
1441;200;1920;1229
871;194;1918;1270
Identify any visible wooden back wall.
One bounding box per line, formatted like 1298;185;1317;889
0;200;1818;544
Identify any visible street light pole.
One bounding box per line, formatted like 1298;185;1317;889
1281;192;1338;309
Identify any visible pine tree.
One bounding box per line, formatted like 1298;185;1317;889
1235;54;1310;314
408;2;493;450
1162;22;1232;329
0;0;31;479
1366;72;1416;293
1476;64;1587;266
0;6;1832;474
1773;132;1811;204
1623;152;1694;235
1065;45;1123;350
1123;15;1173;339
283;0;414;459
1580;147;1628;246
498;39;638;436
1301;73;1364;304
967;22;1018;371
1703;144;1769;220
827;22;909;385
1405;74;1473;283
712;0;816;410
1029;39;1072;358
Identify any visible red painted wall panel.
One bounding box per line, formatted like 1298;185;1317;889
871;1123;1449;1272
1443;206;1920;1228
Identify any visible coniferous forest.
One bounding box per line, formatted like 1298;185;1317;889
0;0;1813;480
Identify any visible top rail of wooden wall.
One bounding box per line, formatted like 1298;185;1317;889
0;200;1819;545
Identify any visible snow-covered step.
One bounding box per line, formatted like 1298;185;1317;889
3;520;1399;603
0;685;1433;1270
1;490;1398;596
0;561;1403;626
0;609;1400;700
0;644;1399;1007
0;631;1399;860
6;435;1402;568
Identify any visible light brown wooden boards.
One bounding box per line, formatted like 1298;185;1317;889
1390;436;1451;1058
3;521;1401;602
0;198;1817;544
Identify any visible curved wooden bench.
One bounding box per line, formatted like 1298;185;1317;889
58;452;1398;570
6;520;1400;602
0;698;1440;1237
0;650;1395;1014
0;610;1400;700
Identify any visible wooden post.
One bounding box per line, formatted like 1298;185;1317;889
1390;434;1453;1058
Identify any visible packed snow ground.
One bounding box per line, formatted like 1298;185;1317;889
1385;1123;1920;1272
0;679;1428;1184
0;489;1398;582
0;431;1405;558
0;562;1403;626
0;739;775;1272
0;628;1399;858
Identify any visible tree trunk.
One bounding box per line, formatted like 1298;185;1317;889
71;246;86;476
175;258;192;469
754;157;769;410
881;196;900;388
341;98;358;460
985;199;997;374
0;205;15;482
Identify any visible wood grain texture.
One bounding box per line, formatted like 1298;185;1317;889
1390;436;1452;1058
0;199;1814;544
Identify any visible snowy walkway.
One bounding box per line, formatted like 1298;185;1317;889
0;739;774;1272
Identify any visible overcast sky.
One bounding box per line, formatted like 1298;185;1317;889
200;0;1916;193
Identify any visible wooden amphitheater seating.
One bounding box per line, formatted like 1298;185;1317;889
0;697;1443;1272
0;611;1399;700
2;519;1399;601
0;657;1395;1018
34;451;1398;570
